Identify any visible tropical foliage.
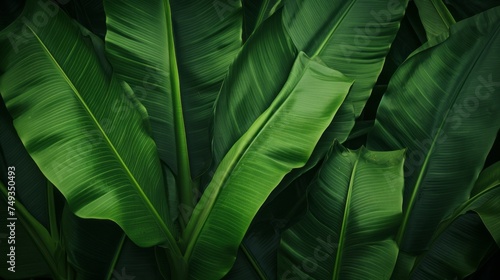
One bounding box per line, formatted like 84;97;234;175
0;0;498;279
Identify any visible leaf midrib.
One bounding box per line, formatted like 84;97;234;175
332;151;360;280
312;0;357;58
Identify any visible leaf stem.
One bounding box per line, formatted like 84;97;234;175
163;0;194;215
165;246;188;280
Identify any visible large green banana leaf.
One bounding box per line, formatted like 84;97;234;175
283;0;407;115
0;0;181;268
211;9;297;169
170;0;242;179
278;143;405;279
49;19;170;279
410;162;500;279
414;0;455;40
367;6;500;277
212;0;407;198
103;0;242;189
3;14;173;279
182;52;353;279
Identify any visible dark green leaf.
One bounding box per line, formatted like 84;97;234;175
278;143;405;279
367;6;500;276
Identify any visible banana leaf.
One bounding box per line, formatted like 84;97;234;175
104;0;242;186
410;213;496;279
182;52;353;279
410;161;500;279
367;6;500;277
212;0;408;201
278;143;405;279
0;1;181;271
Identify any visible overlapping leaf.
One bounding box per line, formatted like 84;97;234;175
212;0;408;197
183;52;353;279
104;0;242;181
410;162;500;279
367;5;500;277
278;143;405;279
